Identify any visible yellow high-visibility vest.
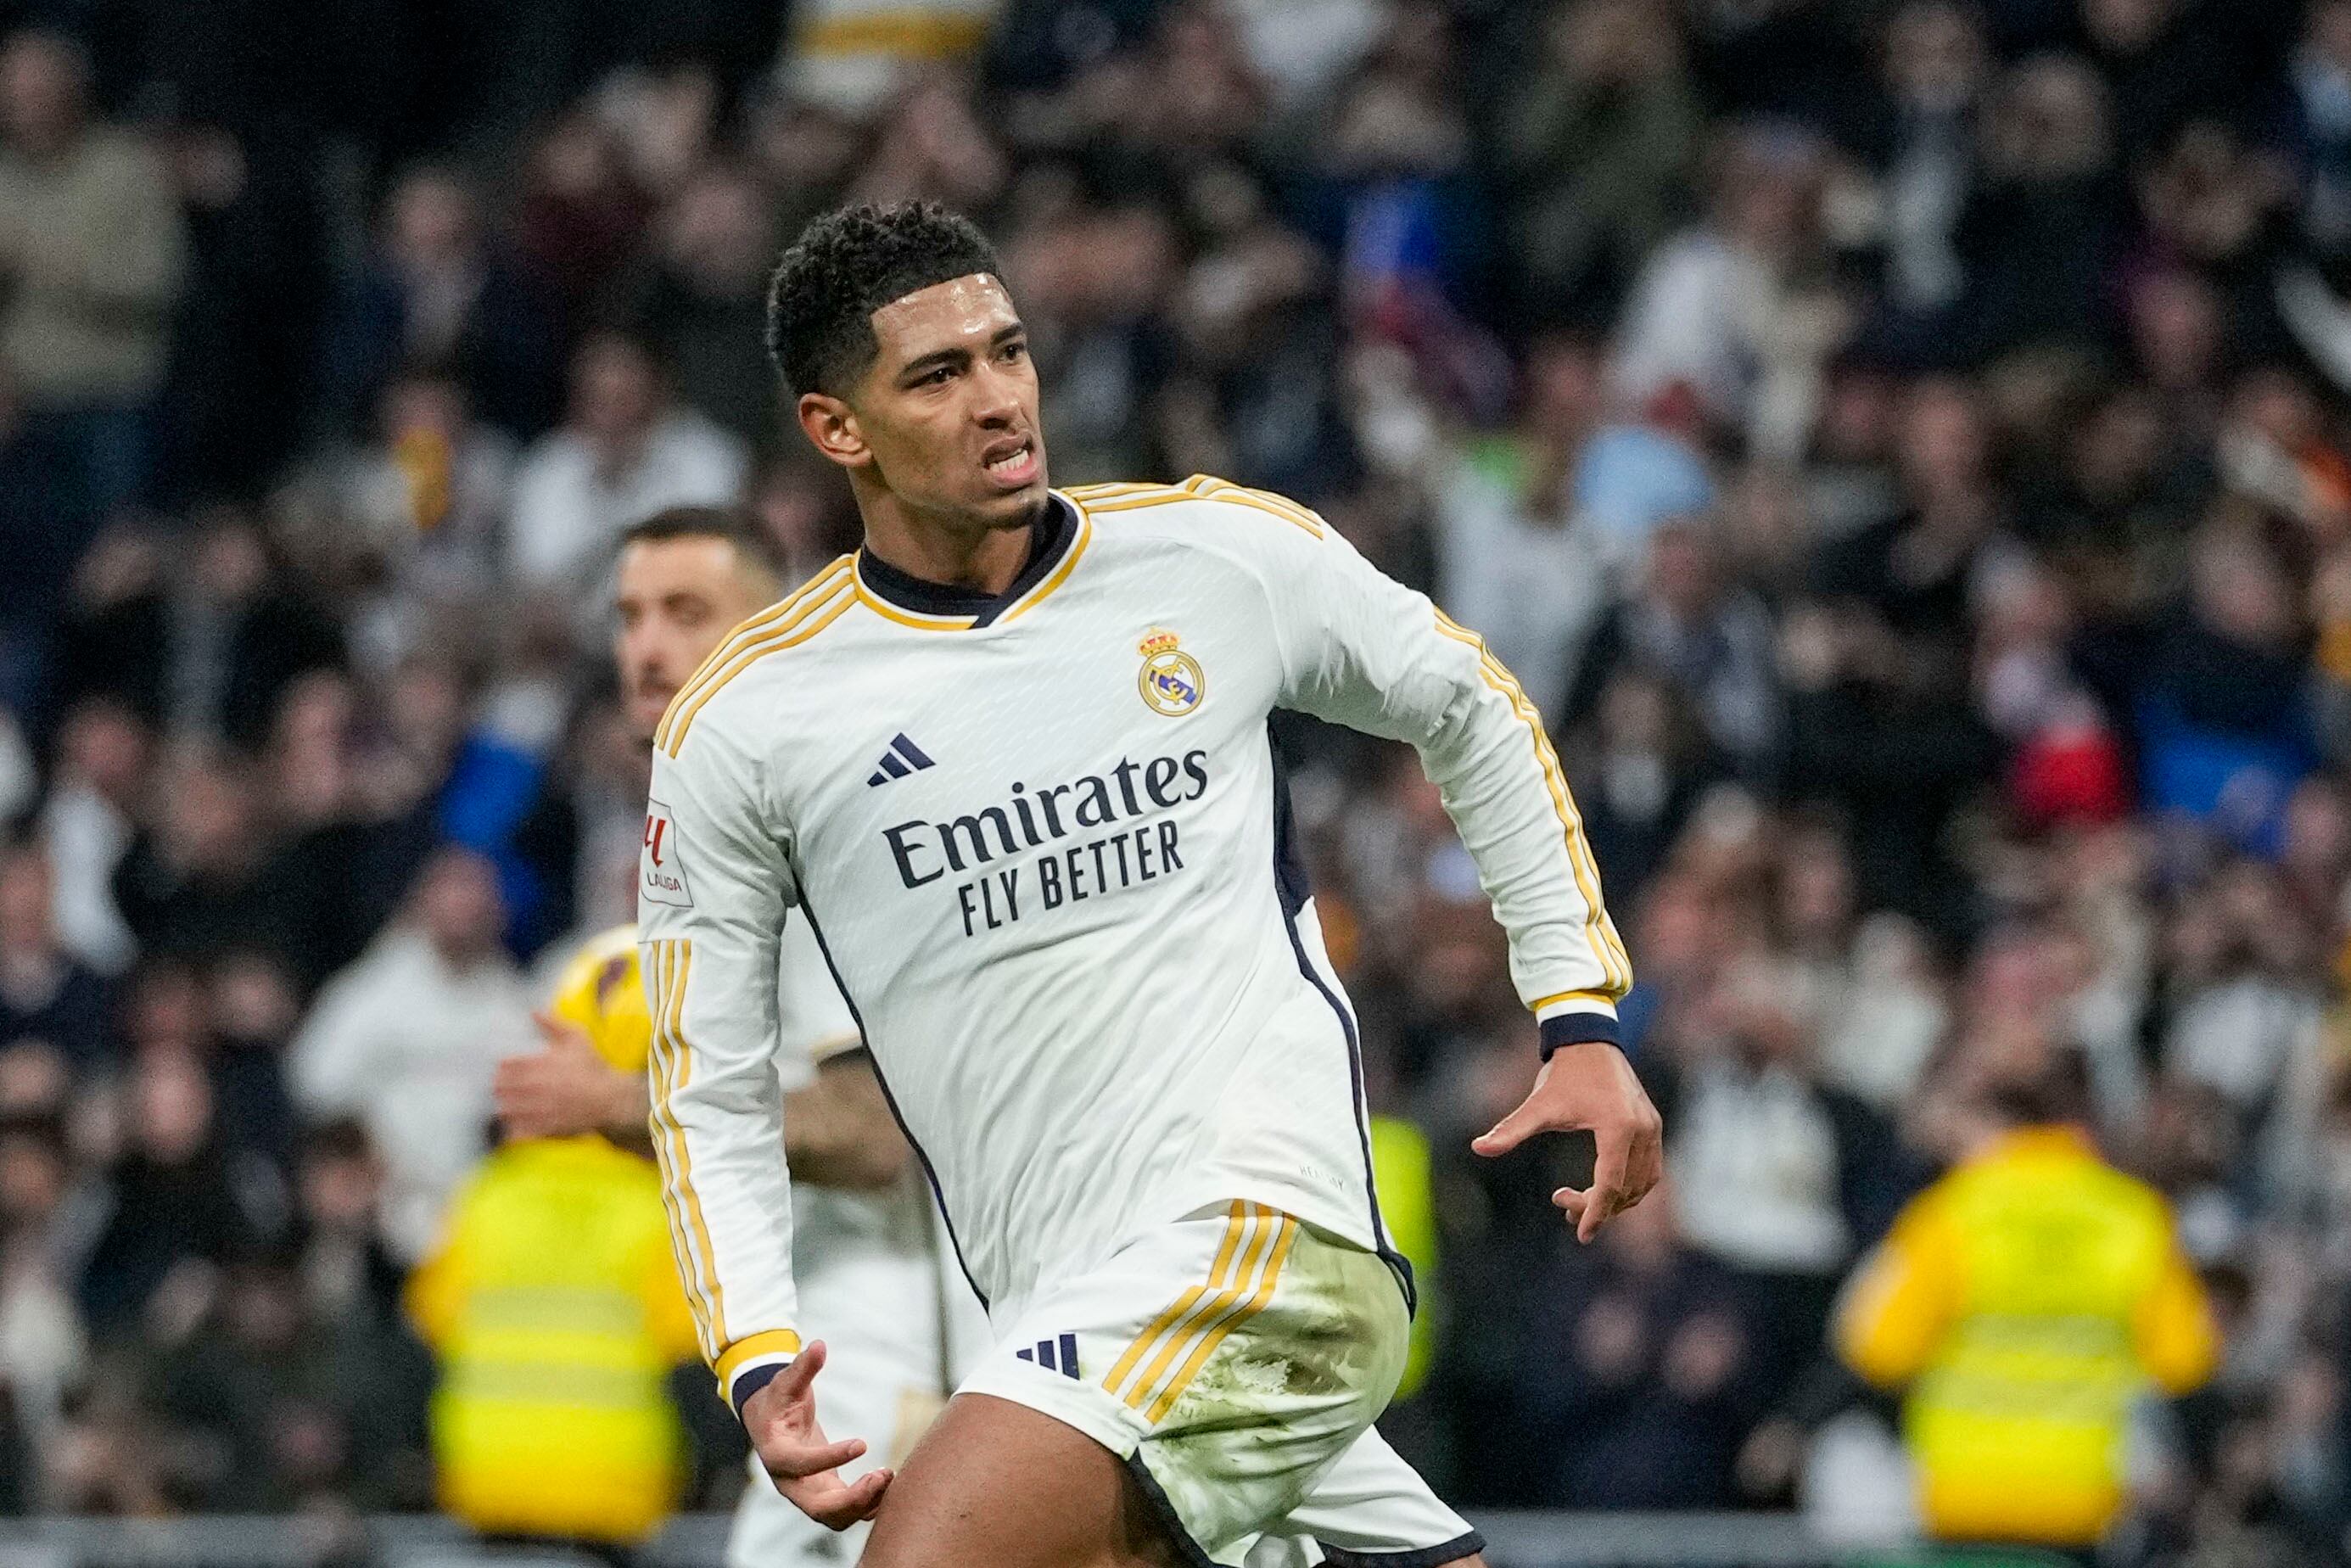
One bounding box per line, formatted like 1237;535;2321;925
406;1135;700;1543
1369;1115;1438;1398
1836;1127;2218;1547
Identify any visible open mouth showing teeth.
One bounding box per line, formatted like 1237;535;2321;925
986;442;1033;474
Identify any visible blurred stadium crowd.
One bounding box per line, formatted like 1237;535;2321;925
4;0;2351;1560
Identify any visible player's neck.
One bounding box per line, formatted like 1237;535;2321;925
858;490;1047;596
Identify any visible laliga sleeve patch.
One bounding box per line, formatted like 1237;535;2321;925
641;800;695;908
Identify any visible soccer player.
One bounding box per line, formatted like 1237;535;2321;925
496;506;968;1568
641;204;1663;1568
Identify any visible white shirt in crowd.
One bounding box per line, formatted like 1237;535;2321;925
288;928;537;1262
505;409;748;593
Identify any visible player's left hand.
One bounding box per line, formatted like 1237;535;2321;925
494;1011;638;1140
742;1340;893;1529
1471;1042;1663;1243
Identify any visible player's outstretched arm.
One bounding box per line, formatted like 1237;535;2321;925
741;1340;893;1529
1247;491;1660;1235
1472;1043;1664;1242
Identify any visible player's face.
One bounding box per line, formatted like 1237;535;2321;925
613;537;775;742
819;274;1048;528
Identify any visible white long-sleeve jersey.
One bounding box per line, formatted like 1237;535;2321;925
637;476;1630;1410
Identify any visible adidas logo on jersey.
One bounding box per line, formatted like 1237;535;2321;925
1014;1332;1080;1380
866;732;937;787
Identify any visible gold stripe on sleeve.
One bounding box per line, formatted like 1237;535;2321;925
1061;482;1167;501
644;943;714;1358
1072;487;1194;515
1182;475;1325;536
1433;609;1632;993
660;940;731;1344
1530;988;1620;1013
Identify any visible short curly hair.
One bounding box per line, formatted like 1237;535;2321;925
765;202;1004;398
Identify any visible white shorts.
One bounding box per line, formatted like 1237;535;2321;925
959;1201;1480;1568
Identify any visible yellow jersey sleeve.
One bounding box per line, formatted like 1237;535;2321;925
1834;1190;1962;1388
549;924;652;1075
2135;1238;2220;1395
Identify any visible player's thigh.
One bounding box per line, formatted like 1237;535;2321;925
858;1392;1187;1568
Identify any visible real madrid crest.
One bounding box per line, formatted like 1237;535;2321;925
1137;628;1205;716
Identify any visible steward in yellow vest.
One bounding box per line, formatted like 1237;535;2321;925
1835;1083;2217;1550
406;930;698;1546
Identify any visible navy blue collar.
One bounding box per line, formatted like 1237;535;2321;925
856;494;1078;627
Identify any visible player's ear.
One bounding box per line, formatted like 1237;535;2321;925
797;391;870;470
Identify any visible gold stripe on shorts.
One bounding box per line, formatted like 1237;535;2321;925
1101;1202;1301;1425
1145;1214;1300;1423
1100;1201;1251;1398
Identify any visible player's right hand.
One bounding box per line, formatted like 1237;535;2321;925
742;1340;893;1530
495;1011;635;1140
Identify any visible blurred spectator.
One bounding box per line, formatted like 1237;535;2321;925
613;160;783;451
291;1118;409;1341
111;747;313;971
1512;1190;1763;1510
0;836;114;1078
145;1251;423;1510
1793;378;2007;927
0;1108;84;1458
1495;0;1704;329
77;1044;276;1340
506;330;749;595
513;107;651;323
321;166;564;442
287;848;535;1263
1564;515;1783;784
1613;120;1848;456
1836;1057;2219;1554
2287;0;2351;258
327;367;518;647
1430;338;1615;722
204;951;303;1173
1956;53;2125;360
0;30;186;518
56;509;344;753
840;73;1010;212
34;697;146;975
2080;0;2238;165
2133;523;2315;854
1659;955;1912;1408
1839;2;1990;327
1568;673;1720;907
346;654;548;952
